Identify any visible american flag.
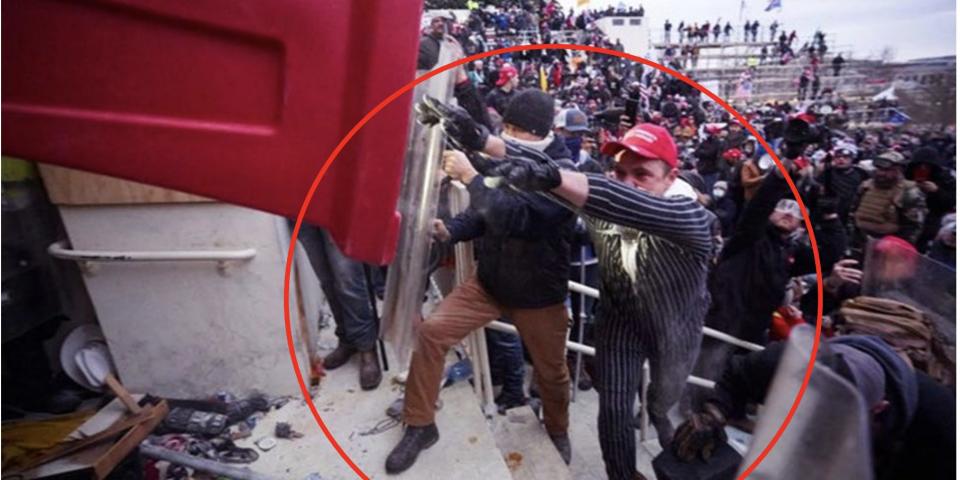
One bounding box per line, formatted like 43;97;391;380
639;83;652;109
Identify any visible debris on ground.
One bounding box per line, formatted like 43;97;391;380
275;422;304;439
255;436;278;452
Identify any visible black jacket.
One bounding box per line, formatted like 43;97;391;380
815;166;869;225
445;137;576;308
707;336;954;480
485;87;516;117
905;160;955;218
695;136;723;175
706;174;814;343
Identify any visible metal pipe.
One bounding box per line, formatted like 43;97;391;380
487;320;594;355
380;42;458;367
448;181;496;414
140;443;278;480
572;246;588;403
640;361;649;442
567;280;764;352
48;240;256;262
703;326;765;352
486;320;716;389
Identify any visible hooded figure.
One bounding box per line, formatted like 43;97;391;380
905;146;956;250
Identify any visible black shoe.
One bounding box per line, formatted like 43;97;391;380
549;432;572;465
322;342;357;370
494;391;527;414
385;424;439;474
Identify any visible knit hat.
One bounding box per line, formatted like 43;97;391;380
911;146;941;165
503;89;555;138
831;344;887;409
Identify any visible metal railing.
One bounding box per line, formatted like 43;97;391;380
48;240;256;275
566;280;764;352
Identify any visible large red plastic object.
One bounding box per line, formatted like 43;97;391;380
2;0;422;264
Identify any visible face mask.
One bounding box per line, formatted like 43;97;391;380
564;135;583;160
501;131;555;152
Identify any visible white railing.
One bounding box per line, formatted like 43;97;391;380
48;241;256;275
567;280;765;352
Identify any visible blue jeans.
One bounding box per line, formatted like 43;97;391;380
486;327;525;400
298;225;377;351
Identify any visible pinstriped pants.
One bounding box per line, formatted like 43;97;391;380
594;314;702;480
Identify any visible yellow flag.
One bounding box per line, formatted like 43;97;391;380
578;0;590;6
540;65;548;92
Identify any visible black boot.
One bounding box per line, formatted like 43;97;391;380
495;391;527;415
322;342;357;370
358;350;382;390
385;424;439;474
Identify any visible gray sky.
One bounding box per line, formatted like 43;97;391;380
559;0;956;61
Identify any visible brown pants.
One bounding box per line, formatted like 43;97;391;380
403;274;571;434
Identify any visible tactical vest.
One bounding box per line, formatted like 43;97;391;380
854;179;912;236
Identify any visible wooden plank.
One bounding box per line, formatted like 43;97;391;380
103;374;142;415
14;407;155;472
15;400;168;477
38;163;210;205
491;406;571;480
92;400;168;479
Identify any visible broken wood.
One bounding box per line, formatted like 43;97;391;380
104;374;142;415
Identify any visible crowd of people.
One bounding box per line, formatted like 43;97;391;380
310;3;955;480
663;19;785;45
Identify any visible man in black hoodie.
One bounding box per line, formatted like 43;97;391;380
674;331;955;480
905;146;956;251
386;90;577;474
695;125;724;193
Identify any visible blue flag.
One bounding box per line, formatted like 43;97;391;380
765;0;782;11
888;108;911;125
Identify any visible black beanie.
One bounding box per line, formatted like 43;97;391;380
912;146;941;165
503;89;555;138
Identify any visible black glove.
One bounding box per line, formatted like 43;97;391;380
672;403;728;463
442;105;489;152
489;157;562;191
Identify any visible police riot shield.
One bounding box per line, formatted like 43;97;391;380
736;325;874;479
861;238;956;345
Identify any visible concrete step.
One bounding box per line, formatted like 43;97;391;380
491;406;572;480
236;328;513;479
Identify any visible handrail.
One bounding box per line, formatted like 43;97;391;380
48;240;255;276
568;280;765;352
48;240;256;262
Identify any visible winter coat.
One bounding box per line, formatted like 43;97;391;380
445;137;576;308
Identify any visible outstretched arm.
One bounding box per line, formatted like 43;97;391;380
491;159;714;255
568;173;714;256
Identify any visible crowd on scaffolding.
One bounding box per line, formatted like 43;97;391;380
299;3;956;479
663;18;791;45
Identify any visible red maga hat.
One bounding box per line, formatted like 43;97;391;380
601;123;678;168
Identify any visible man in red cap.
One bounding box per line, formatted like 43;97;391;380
485;63;519;117
493;124;715;479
